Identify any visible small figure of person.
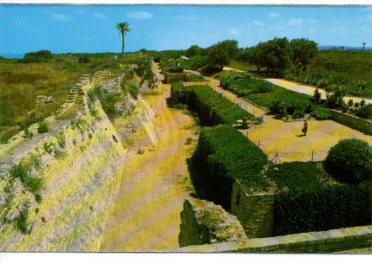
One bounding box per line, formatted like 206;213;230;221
302;119;308;136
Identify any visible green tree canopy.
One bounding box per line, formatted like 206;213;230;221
206;39;239;69
290;38;318;70
186;45;202;57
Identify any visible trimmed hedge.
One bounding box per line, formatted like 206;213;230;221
165;72;204;84
266;161;371;236
273;182;371;236
192;125;269;210
219;71;331;119
170;84;255;126
331;109;372;135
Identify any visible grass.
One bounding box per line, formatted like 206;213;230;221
285;50;372;98
0;54;124;143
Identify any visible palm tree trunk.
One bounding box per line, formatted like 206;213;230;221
121;34;124;57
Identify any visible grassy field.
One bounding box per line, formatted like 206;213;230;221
283;50;372;98
0;54;123;143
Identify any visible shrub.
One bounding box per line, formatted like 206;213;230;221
192;125;268;210
165;72;204;84
23;50;53;63
168;65;184;73
43;142;54;154
200;64;221;75
126;83;139;99
355;104;372;119
170;84;255;126
78;55;90;63
312;107;333;120
9;163;43;193
56;132;66;148
324;139;371;184
15;202;31;234
23;127;33;139
37;120;49;133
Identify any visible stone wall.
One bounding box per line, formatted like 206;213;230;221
179;197;247;247
231;180;276;238
178;225;372;253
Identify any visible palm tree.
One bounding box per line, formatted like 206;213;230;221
116;22;131;57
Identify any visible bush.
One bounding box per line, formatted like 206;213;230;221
192;125;268;210
355;104;372;119
78;55;90;63
37;120;49;133
23;50;53;63
324;139;371;184
168;65;184;73
312;107;333;120
15;202;31;234
9;163;43;193
165;72;204;84
170;84;255;126
200;64;221;75
23;127;33;139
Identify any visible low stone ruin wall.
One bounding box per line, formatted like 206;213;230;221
178;225;372;253
179;197;247;247
231;180;276;238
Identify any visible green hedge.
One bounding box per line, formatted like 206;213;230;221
170;84;254;126
219;71;331;119
266;161;371;235
273;182;371;236
192;125;268;210
331;110;372;135
165;72;204;84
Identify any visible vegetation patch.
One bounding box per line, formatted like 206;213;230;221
165;72;205;84
170;83;255;126
192;125;269;210
285;50;372;98
324;139;371;184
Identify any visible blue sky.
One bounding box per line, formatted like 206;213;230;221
0;5;371;55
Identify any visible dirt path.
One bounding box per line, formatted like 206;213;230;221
99;63;197;252
188;75;372;163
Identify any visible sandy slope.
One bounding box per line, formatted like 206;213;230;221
99;64;197;252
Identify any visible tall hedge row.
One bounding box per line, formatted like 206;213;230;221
170;84;255;126
192;125;268;210
273;182;371;235
267;161;371;236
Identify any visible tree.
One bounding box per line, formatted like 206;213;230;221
186;45;202;57
290;38;318;70
206;39;239;69
253;38;292;75
116;22;131;57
